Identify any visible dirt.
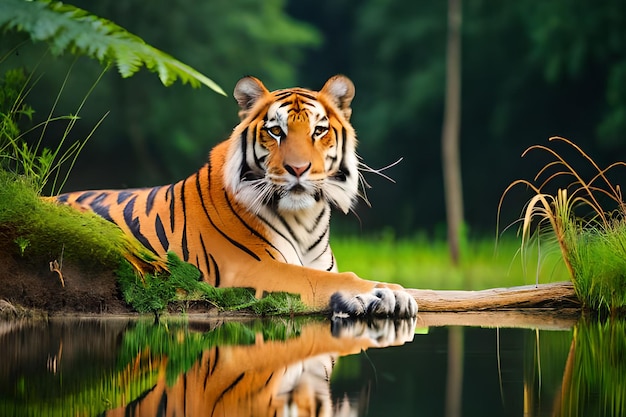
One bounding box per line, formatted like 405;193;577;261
0;240;134;317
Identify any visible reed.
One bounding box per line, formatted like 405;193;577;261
499;136;626;314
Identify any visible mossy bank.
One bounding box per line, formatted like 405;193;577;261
0;172;306;318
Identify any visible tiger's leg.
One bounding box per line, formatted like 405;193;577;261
235;261;418;318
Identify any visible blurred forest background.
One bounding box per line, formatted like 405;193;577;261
3;0;626;239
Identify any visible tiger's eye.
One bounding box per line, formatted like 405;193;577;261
269;126;282;137
313;126;328;137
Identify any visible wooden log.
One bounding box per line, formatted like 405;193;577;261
406;281;579;312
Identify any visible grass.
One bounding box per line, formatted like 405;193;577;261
500;136;626;314
331;232;568;290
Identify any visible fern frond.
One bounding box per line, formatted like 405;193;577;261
0;0;226;95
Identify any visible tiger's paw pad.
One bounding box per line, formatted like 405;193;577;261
330;288;418;318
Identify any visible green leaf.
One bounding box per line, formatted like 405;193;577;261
0;0;226;95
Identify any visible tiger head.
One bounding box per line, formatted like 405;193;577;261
224;75;360;215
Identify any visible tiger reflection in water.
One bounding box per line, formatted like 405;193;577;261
104;318;416;417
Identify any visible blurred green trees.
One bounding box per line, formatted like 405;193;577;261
290;0;626;236
3;0;625;237
2;0;319;187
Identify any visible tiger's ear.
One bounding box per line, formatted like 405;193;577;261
234;76;269;120
320;75;355;120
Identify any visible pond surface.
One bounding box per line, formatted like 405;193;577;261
0;314;623;416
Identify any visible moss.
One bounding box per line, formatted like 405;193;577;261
118;252;307;317
0;171;140;268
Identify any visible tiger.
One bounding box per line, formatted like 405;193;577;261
103;317;417;417
53;75;418;318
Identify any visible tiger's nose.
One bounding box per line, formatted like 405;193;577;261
284;162;311;178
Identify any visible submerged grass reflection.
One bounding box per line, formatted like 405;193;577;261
559;317;626;417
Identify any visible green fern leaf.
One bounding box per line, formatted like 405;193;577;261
0;0;226;95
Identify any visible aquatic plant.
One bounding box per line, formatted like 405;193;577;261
499;136;626;313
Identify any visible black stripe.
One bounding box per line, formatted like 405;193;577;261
278;215;299;245
199;164;261;261
297;92;316;101
223;190;286;261
275;91;292;98
56;194;69;203
75;191;96;203
258;212;303;264
199;232;209;282
215;373;245;405
116;191;133;204
166;184;176;232
306;231;327;253
204;348;218;390
251;125;265;171
311;240;331;262
210;348;219;376
211;372;246;417
307;206;328;234
155;214;168;252
239;128;253;180
90;197;113;222
180;177;189;262
339;127;350;179
326;255;335;271
209;254;220;287
145;187;159;215
123;196;156;254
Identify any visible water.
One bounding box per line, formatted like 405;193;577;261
0;314;623;416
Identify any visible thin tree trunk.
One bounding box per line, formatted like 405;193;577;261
442;0;464;265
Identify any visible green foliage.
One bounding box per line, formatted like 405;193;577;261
13;235;29;256
0;0;225;95
117;251;306;317
13;0;321;187
289;1;626;235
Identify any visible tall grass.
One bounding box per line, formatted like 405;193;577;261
0;60;107;195
499;136;626;314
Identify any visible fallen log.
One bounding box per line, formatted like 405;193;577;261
406;281;579;312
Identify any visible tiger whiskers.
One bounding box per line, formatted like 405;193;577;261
357;157;402;207
238;179;276;214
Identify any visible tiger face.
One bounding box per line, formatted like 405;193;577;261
225;76;359;215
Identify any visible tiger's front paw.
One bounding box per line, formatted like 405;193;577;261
330;287;418;318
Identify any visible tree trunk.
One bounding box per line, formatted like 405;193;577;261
442;0;464;265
